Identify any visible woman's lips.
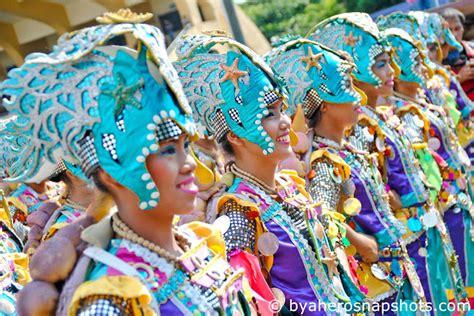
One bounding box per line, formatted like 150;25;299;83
177;176;198;195
276;133;290;144
385;80;394;87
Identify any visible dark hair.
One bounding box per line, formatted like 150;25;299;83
220;133;235;155
441;8;465;24
307;106;323;129
90;168;110;193
49;170;72;185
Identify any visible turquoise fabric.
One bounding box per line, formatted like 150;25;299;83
308;12;390;87
174;35;285;155
377;12;437;72
384;28;428;86
265;39;361;117
1;23;197;210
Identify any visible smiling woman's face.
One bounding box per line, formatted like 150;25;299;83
145;134;198;216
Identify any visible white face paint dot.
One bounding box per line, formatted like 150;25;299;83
153;115;160;123
268;147;274;153
136;155;145;163
261;131;266;137
139;202;148;209
147;124;155;131
160;110;168;118
257;114;263;118
141;173;151;181
269;142;274;147
149;200;158;207
146;182;155;190
257;126;263;131
263;150;268;155
149;144;159;151
255;120;261;124
146;134;155;141
265;136;271;142
151;191;160;199
142;148;150;156
169;110;176;118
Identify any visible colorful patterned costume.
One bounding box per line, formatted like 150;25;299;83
175;34;366;315
267;37;426;314
309;13;468;314
2;11;251;315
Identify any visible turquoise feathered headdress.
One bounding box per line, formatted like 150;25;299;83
307;13;393;87
174;34;286;155
1;17;197;210
265;38;362;118
383;28;431;85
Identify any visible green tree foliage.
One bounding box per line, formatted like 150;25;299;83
239;0;403;41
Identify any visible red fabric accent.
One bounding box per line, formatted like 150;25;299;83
229;250;276;316
452;41;474;101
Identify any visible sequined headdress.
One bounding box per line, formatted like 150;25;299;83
307;13;397;87
424;12;462;52
173;34;285;155
383;28;431;85
376;11;437;72
265;38;361;118
1;10;197;210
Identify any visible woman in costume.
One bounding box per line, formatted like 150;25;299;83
174;33;366;315
379;23;474;308
5;11;252;315
308;13;467;314
267;37;428;314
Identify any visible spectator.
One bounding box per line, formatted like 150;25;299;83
441;8;474;100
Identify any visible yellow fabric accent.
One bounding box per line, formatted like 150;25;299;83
43;222;69;241
435;68;451;87
69;276;155;315
357;262;393;298
6;197;28;215
4;252;31;286
353;85;368;106
289;129;298;147
182;221;226;258
395;104;430;140
389;49;401;78
412;143;428;150
310;149;351;180
445;289;454;301
190;146;215;191
322;208;346;223
291;104;308;132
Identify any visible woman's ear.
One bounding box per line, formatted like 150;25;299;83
226;131;244;148
97;169;122;192
320;102;328;113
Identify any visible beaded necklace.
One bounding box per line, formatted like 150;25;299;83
111;213;191;264
229;162;276;195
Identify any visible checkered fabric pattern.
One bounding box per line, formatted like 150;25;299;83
76;295;134;315
116;113;125;132
212;109;230;142
228;108;242;126
102;133;118;161
303;88;323;117
155;120;182;142
263;91;279;106
234;95;243;106
78;133;100;177
48;159;67;179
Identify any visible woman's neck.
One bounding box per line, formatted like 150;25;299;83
26;182;47;194
233;154;278;190
116;203;180;256
313;124;343;145
394;82;418;99
67;184;93;209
